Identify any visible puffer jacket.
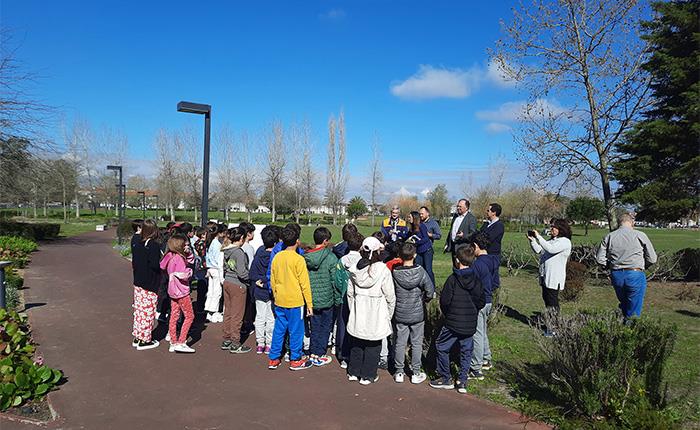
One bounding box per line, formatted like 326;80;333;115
439;268;484;336
346;260;396;341
392;264;434;324
160;252;192;300
304;246;338;309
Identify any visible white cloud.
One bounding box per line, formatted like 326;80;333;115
484;122;512;134
319;8;346;20
394;186;416;197
476;98;570;124
390;61;517;101
420;188;431;197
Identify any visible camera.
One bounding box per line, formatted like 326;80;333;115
527;230;537;238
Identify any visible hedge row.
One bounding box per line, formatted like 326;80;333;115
0;222;61;241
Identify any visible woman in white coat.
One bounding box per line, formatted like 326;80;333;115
346;236;396;385
528;218;572;336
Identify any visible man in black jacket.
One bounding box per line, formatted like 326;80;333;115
444;199;477;257
480;202;505;289
430;246;484;394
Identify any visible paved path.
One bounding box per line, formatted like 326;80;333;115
4;231;549;430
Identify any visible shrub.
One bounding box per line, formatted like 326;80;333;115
500;243;537;276
562;261;587;302
0;236;38;269
0;222;60;241
0;309;63;410
676;248;700;281
4;269;22;310
532;310;677;424
116;220;135;242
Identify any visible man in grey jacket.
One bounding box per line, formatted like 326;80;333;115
596;213;657;319
444;199;477;257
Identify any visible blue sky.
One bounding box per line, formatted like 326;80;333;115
4;1;529;199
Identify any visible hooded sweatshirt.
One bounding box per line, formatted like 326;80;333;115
223;244;249;285
392;264;435;324
439;268;484;336
346;260;396;341
304;245;338;309
160;252;192;300
249;247;272;302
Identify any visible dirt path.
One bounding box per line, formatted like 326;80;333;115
3;231;549;430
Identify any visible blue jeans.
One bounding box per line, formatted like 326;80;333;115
417;247;435;285
310;306;333;356
611;270;647;318
435;326;473;383
269;306;305;361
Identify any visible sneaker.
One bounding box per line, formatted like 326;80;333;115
283;353;290;362
347;374;358;381
214;312;224;323
256;346;265;354
230;344;252;354
455;381;468;394
165;333;171;342
169;343;178;353
289;359;313;371
359;376;379;385
429;378;454;390
132;338;139;348
268;359;281;370
378;360;388;370
394;372;405;383
174;343;195;353
482;360;493;371
221;340;233;350
330;345;336;355
340;360;348;369
206;312;216;322
311;355;333;367
136;340;160;351
411;372;427;385
468;369;485;381
264;346;271;355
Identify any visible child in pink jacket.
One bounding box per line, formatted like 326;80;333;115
160;233;195;353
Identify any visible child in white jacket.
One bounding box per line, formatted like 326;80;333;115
346;237;396;386
205;224;226;323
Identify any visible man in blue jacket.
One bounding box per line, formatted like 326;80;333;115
380;206;409;244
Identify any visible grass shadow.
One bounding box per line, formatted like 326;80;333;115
675;309;700;318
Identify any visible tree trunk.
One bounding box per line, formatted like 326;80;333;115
247;210;251;223
599;158;617;231
371;213;375;227
61;178;68;224
43;197;47;217
585;222;589;235
170;204;175;222
194;206;198;223
271;182;277;223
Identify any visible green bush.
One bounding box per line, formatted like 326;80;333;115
4;270;22;310
531;310;677;426
116;220;135;241
0;309;63;410
562;261;587;302
676;248;700;281
0;236;38;269
0;222;60;241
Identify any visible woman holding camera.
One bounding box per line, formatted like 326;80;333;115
528;218;572;337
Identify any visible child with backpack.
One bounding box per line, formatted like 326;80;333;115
335;232;363;368
221;227;252;354
430;246;484;393
304;227;338;367
249;226;279;354
391;242;434;384
160;233;196;353
346;236;396;385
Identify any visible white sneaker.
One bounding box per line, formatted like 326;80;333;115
359;376;378;386
165;333;171;342
206;312;216;322
347;374;358;381
169;343;178;353
411;372;427;384
174;344;195;353
394;372;405;383
340;360;348;369
214;312;224;323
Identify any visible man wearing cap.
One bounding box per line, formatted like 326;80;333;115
596;213;657;320
381;206;409;244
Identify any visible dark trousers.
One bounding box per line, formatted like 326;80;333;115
417;247;435;285
540;280;560;312
435;326;473;383
240;283;256;338
309;306;334;356
334;301;350;361
156;276;170;318
348;335;382;380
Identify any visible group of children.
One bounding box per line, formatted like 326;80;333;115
129;218;499;393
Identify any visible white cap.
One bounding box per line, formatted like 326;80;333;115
361;236;384;258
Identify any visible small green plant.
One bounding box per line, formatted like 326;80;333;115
0;236;38;268
0;309;62;410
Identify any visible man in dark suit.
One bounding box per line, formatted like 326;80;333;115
444;199;477;257
480;202;505;290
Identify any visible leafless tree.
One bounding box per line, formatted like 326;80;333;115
325;111;348;225
290;120;316;224
63;117;97;218
215;125;237;221
154;129;180;221
177;127;202;222
237;131;259;223
365;133;383;227
263;121;286;223
493;0;651;230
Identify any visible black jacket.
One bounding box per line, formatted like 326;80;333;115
439;268;484;336
480;220;504;256
392;265;434;324
132;238;162;293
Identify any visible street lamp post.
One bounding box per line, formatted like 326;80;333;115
177;101;211;227
106;165;123;222
138;191;146;219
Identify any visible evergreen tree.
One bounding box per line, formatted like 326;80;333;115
614;0;700;222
